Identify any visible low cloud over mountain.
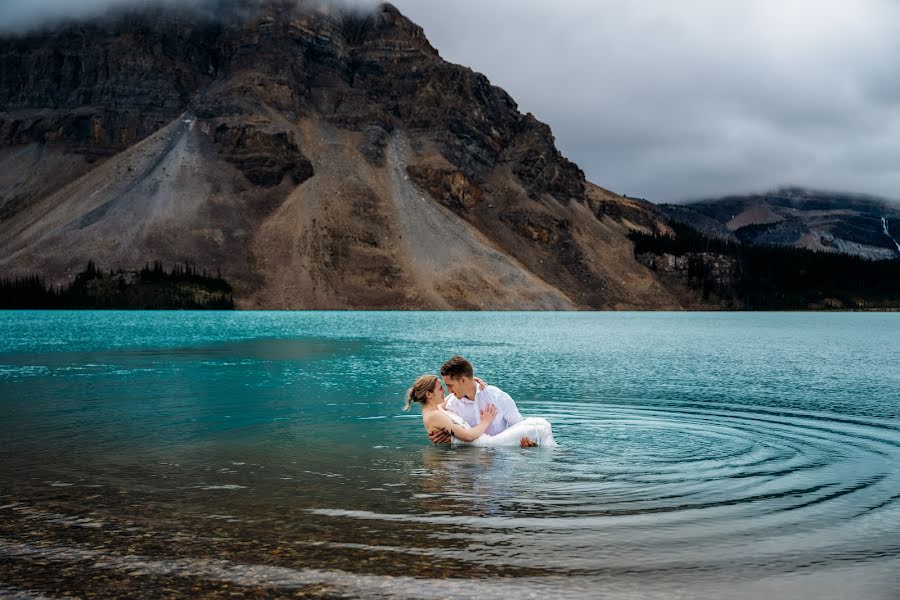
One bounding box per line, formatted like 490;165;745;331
0;0;377;32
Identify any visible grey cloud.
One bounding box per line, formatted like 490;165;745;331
0;0;186;31
393;0;900;201
0;0;377;33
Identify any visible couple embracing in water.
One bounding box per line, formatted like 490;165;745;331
405;356;558;448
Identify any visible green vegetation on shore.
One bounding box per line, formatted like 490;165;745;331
630;223;900;310
0;261;234;310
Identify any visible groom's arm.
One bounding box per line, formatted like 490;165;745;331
429;429;452;444
492;389;524;425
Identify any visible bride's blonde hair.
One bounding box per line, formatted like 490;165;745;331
404;374;439;411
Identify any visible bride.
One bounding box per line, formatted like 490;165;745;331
404;374;558;447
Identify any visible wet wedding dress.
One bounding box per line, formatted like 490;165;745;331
444;410;559;448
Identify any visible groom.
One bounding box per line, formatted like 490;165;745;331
428;356;537;447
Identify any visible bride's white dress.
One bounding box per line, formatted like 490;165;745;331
443;410;559;448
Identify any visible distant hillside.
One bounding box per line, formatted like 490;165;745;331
661;187;900;260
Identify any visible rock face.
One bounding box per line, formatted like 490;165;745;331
665;188;900;261
637;251;740;307
213;124;314;187
0;0;679;309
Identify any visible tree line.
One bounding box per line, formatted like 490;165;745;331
630;223;900;310
0;260;234;310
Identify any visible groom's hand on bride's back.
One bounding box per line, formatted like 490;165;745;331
429;429;452;445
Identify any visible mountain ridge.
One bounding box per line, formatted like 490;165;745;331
0;0;679;309
661;186;900;260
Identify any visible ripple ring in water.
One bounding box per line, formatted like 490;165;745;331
313;400;900;578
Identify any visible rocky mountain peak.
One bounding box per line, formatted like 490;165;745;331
355;3;439;56
0;1;673;310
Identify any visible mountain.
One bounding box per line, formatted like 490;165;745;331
0;0;678;310
662;187;900;260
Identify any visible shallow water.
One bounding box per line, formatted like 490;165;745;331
1;311;898;599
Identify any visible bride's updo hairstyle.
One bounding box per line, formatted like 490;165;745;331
404;374;439;411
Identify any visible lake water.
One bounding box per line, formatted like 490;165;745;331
1;311;898;599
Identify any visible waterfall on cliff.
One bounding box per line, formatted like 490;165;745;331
882;217;900;254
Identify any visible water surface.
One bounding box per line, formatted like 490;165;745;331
1;311;898;599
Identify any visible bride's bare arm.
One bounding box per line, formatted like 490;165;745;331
425;406;497;443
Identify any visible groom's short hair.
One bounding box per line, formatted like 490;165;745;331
440;356;474;379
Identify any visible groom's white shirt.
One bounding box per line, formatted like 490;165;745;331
445;385;524;436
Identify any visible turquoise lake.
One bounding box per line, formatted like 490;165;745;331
1;311;899;599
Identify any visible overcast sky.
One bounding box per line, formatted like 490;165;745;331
391;0;900;202
2;0;899;201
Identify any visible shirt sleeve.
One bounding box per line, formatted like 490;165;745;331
491;388;524;426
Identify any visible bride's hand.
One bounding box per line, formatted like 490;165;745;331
479;403;498;422
474;377;488;391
